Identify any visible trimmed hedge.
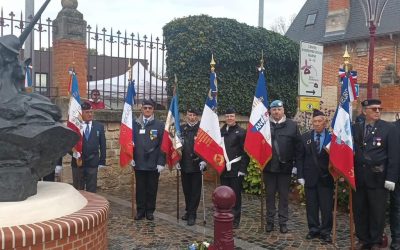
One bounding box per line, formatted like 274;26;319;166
163;15;299;117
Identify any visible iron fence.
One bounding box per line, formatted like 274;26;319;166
0;7;168;109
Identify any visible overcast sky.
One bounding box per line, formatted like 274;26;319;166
0;0;306;38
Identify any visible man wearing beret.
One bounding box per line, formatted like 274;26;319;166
220;107;250;229
264;100;303;233
353;99;399;250
71;101;107;193
179;107;205;226
297;109;333;243
132;99;166;221
391;116;400;250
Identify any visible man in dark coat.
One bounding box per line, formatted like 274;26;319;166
391;118;400;250
220;107;250;229
179;108;205;226
264;100;303;233
353;99;399;250
132;99;166;221
71;101;107;193
297;109;333;243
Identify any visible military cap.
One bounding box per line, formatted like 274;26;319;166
142;98;155;107
312;109;325;117
187;107;201;115
361;99;381;107
270;100;283;108
225;107;237;115
0;35;21;55
81;101;92;110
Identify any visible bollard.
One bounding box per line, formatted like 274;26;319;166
208;185;236;250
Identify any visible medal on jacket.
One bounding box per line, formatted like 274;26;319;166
374;137;382;146
307;139;312;144
150;129;158;140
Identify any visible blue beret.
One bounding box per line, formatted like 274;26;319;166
270;100;283;108
361;99;381;107
225;107;237;114
142;98;155;107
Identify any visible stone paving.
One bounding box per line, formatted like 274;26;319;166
101;172;389;250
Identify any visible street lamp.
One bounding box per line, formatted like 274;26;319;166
359;0;389;98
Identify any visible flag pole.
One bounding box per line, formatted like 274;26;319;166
173;74;180;221
349;184;355;250
259;51;266;231
332;180;339;245
127;59;136;218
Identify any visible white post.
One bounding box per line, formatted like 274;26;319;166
258;0;264;28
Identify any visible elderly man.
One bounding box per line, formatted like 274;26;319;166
353;99;399;250
297;109;333;243
264;100;303;233
132;99;165;221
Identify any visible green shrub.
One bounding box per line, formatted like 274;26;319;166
243;159;262;195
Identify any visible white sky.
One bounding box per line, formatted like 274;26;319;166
0;0;306;38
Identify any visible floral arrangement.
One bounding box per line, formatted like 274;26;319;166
188;241;210;250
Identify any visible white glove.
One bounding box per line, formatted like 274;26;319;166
199;161;206;171
298;178;305;186
157;165;165;173
73;151;81;159
292;167;297;175
98;165;106;170
385;180;396;191
131;160;136;167
175;163;181;170
55;165;63;176
238;171;246;177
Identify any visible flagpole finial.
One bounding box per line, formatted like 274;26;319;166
260;50;264;70
173;74;178;95
343;45;351;72
210;54;216;72
128;58;132;81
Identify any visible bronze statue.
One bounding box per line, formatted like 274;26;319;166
0;0;79;201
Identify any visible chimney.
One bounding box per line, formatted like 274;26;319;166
325;0;350;36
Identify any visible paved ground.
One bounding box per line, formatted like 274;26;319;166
100;173;389;250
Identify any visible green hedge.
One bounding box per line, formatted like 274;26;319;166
163;15;299;117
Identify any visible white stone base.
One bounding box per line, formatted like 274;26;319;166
0;182;87;227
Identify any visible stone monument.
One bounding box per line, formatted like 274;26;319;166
0;0;78;201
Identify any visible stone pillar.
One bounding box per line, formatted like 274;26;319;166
325;0;350;35
52;0;87;98
209;186;236;250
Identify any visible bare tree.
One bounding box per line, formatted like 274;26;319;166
269;14;296;35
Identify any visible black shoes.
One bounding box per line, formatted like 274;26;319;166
306;231;320;240
181;214;188;221
233;221;240;229
134;213;145;220
265;223;274;232
146;213;154;221
279;224;288;234
320;234;332;243
187;217;196;226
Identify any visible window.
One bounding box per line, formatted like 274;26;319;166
35;73;48;92
306;13;317;26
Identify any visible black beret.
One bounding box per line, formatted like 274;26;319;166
142;98;155;107
187;107;201;115
225;107;237;115
361;99;381;107
312;109;325;117
81;101;92;110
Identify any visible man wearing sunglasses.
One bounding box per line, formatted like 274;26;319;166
132;98;165;221
352;99;399;250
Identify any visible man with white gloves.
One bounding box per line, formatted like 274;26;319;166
220;107;250;229
352;99;399;250
132;99;166;221
179;108;204;226
297;109;334;243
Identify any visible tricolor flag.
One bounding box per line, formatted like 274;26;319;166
161;94;182;170
24;64;33;89
329;69;357;189
244;69;272;170
119;81;136;168
67;71;83;155
194;69;225;175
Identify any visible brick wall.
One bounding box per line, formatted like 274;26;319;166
328;0;350;11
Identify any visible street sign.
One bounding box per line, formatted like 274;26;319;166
299;96;320;112
298;41;323;97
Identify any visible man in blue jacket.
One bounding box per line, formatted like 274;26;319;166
71;101;106;193
132;99;166;221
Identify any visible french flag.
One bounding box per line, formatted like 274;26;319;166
244;69;272;170
329;69;357;189
194;69;225;175
161;94;182;170
67;71;83;155
119;81;136;167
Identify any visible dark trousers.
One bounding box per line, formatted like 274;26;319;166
353;187;388;245
181;171;202;218
135;170;160;216
72;167;98;193
305;182;333;236
264;172;291;225
42;171;55;182
220;176;244;223
390;184;400;250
